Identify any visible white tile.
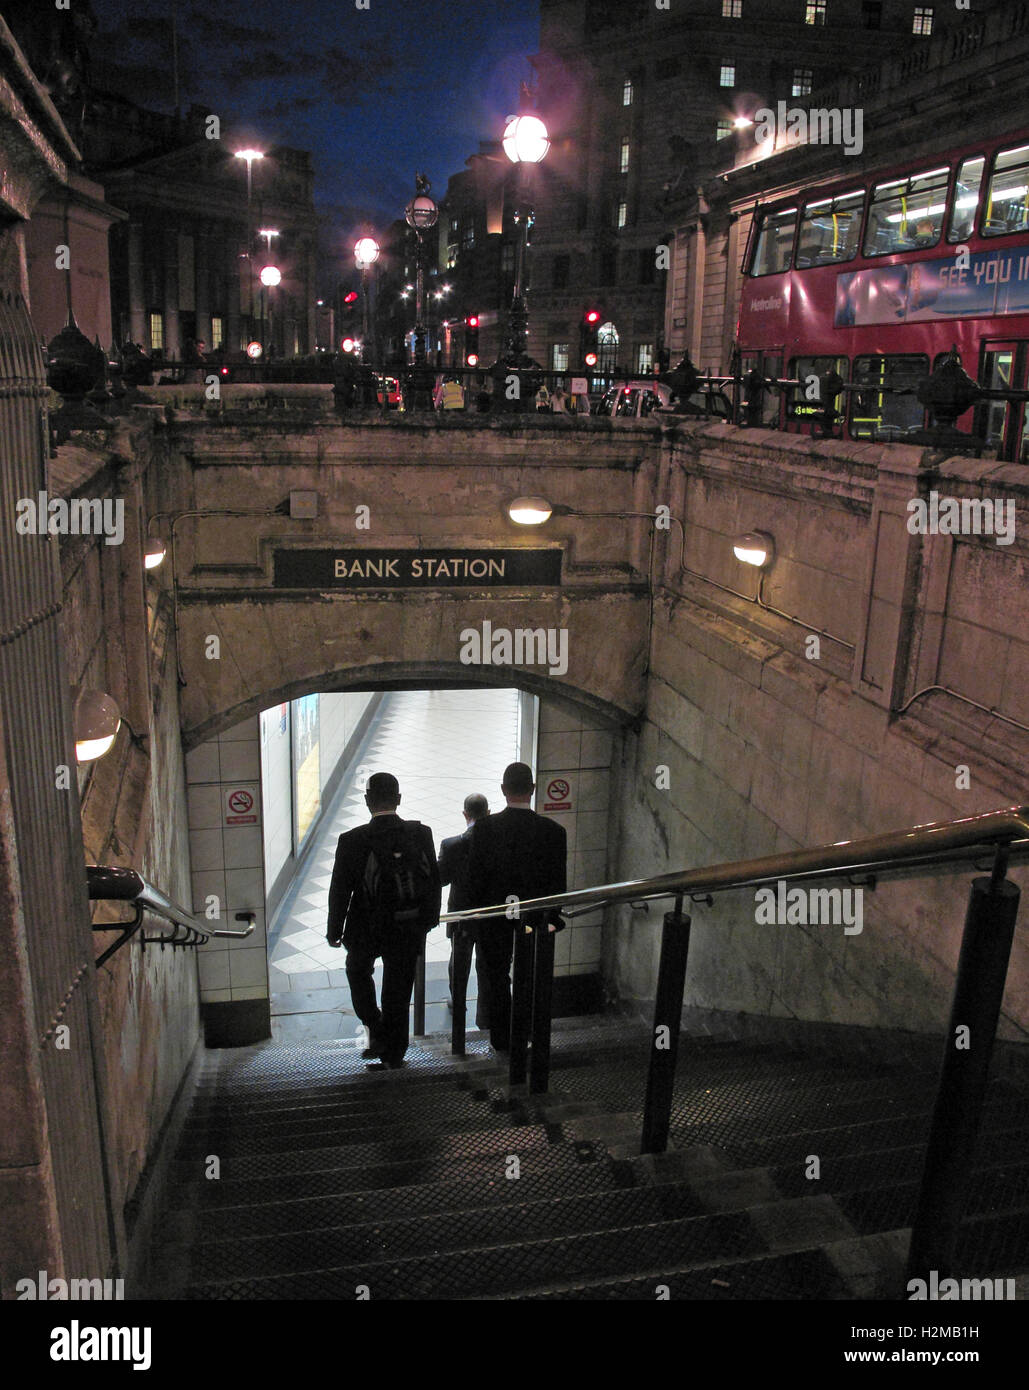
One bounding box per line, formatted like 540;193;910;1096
576;768;610;808
221;715;259;742
279;927;326;950
200;987;233;1003
538;731;580;769
229;948;269;989
580;730;614;769
223;825;263;869
191;870;226;915
187;784;224;831
220;741;261;782
569;925;601;966
553;930;572;965
186;742;220;784
540;811;576;851
197;949;230;991
188;828;224;873
573;850;607;891
224;866;264;908
576;811;609;853
231;985;270;1001
539;697;585;734
277;953;324;974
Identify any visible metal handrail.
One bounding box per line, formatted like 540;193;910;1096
87;865;255;966
439;804;1026;1293
439;805;1029;926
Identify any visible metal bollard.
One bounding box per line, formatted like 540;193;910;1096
640;896;692;1155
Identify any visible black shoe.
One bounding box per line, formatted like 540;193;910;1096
361;1045;383;1059
365;1056;405;1071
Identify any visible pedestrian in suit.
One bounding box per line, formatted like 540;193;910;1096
465;762;567;1052
437;792;489;1022
327;772;441;1068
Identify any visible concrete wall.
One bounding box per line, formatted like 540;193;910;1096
606;422;1029;1040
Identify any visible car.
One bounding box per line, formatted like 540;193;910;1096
673;387;733;420
598;380;673;418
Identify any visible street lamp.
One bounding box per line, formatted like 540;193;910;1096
235;149;265;346
404;174;438;368
502;105;549;368
354;236;380;364
260;263;280;358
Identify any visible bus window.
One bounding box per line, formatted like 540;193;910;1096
796;190;864;267
862;167;949;257
788;357;848;422
850;355;928;440
751;207;797;276
946;155;984;243
983;143;1029;236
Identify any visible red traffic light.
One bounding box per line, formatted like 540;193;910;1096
341;337;356;353
585;309;601;324
467;315;479;328
466;353;479;367
584;351;598;367
343;291;359;304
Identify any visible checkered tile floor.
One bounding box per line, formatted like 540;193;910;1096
267;688;523;1041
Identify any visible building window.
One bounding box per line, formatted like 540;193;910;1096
210;316;224;351
600;250;617;284
617;200;628;229
636;343;654;374
597;321;619;374
639;248;656;284
622;78;633;106
722;0;743;16
552;342;569;372
461;221;475;251
805;0;826;24
792;68;813;96
720;62;736;88
149;312;164;353
450;216;459;234
501;243;515;280
861;0;882;26
913;6;933;35
447;243;458;270
620;137;630;174
716;118;734;140
552;253;570;290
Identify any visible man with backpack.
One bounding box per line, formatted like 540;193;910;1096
326;772;441;1068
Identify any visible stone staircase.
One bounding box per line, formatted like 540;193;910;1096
150;1015;1029;1300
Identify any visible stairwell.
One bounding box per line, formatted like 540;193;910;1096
150;1015;1029;1301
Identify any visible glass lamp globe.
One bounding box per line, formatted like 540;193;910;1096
260;265;282;287
405;195;438;230
354;237;380;266
503;114;550;164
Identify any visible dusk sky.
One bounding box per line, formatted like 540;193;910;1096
89;0;541;234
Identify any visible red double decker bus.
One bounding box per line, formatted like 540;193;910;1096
736;129;1029;460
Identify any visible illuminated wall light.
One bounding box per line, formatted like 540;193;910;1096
508;496;555;525
733;531;776;568
74;688;121;763
144;538;166;570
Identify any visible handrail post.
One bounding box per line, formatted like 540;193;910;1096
529;919;556;1095
412;944;426;1037
450;928;471;1056
905;863;1020;1287
641;896;692;1155
509;920;534;1086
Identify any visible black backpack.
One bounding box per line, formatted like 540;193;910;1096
362;821;434;933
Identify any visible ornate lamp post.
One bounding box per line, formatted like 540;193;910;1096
404;175;438;366
259;264;281;360
235;149;264;345
502;107;549;365
354;236;380;364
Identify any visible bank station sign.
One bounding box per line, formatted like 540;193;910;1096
273;548;562;589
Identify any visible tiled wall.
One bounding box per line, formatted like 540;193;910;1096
186;715;269;1014
535;695;614;983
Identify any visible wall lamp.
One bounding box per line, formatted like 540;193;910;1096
74;688;121;763
144;537;167;570
732;531;775;568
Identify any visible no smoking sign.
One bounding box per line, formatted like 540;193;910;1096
543;777;572;812
224;785;260;826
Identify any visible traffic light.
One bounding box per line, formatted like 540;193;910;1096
339;289;360;353
465;314;480;366
581;308;601;368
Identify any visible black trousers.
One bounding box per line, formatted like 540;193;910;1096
345;933;422;1062
448;927;490;1029
473;919;516;1049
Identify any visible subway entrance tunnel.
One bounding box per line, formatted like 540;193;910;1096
2;374;1028;1312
